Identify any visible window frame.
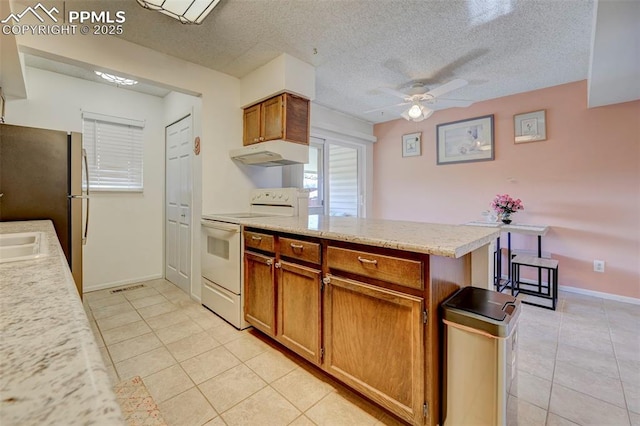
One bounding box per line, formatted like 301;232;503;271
304;138;325;215
304;136;366;218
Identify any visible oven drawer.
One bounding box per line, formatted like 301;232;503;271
279;237;321;264
201;277;248;329
244;231;275;252
327;246;424;290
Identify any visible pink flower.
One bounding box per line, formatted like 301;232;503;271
491;194;524;215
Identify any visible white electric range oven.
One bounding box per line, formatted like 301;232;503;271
201;188;308;329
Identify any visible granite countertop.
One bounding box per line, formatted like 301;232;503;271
239;215;500;258
0;221;124;425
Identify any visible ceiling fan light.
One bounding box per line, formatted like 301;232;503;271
407;104;423;119
137;0;221;24
401;104;434;122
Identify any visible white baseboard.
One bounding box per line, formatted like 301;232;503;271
83;273;164;293
559;285;640;306
500;274;640;305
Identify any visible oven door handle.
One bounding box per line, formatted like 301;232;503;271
200;219;240;233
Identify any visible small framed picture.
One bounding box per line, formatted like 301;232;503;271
514;110;546;143
402;132;421;157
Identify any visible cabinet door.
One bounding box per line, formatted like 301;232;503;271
277;261;322;365
283;93;310;144
324;275;424;425
244;251;276;336
261;95;284;141
243;104;262;145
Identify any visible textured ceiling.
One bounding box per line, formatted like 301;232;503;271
41;0;596;123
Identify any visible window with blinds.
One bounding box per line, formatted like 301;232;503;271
328;144;359;217
82;112;144;192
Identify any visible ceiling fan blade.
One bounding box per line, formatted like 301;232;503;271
431;98;474;109
378;87;411;100
426;79;468;98
363;101;410;114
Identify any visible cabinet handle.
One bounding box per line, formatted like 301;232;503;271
357;256;378;265
254;138;259;142
290;243;304;250
251;236;262;241
275;262;281;269
259;136;265;141
266;259;273;266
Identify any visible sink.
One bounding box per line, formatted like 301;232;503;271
0;232;48;263
0;233;39;247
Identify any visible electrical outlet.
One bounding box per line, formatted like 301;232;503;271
593;260;605;273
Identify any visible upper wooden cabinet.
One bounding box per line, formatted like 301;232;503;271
243;104;261;146
243;93;310;146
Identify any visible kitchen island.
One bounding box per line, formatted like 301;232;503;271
0;221;124;426
235;214;499;426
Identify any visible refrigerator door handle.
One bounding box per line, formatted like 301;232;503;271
82;148;90;245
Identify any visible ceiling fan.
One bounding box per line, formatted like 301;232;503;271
369;79;473;122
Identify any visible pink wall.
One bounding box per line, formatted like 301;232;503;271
373;81;640;299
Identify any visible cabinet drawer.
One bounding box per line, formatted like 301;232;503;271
279;237;321;264
327;246;423;290
244;231;275;252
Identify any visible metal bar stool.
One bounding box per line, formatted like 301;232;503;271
511;254;559;310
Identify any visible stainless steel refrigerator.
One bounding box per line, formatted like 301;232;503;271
0;123;88;295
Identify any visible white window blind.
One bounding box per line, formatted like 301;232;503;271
328;144;359;217
82;112;145;192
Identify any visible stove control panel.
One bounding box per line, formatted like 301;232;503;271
250;188;308;206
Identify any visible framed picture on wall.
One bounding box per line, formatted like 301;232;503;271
436;115;494;165
402;132;422;157
514;109;546;143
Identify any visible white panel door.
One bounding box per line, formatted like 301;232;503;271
165;115;192;294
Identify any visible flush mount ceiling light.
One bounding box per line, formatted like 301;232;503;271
136;0;222;24
94;71;138;86
401;103;434;122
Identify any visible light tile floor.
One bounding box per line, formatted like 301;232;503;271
84;279;640;426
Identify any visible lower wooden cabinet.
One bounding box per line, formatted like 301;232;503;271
323;275;425;425
276;261;322;365
244;251;276;336
242;231;444;426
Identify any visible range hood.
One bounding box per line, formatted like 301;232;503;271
229;140;309;167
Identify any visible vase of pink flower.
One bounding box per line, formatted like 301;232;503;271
491;194;524;224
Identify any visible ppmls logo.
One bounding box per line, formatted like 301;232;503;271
1;2;59;24
2;2;126;36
